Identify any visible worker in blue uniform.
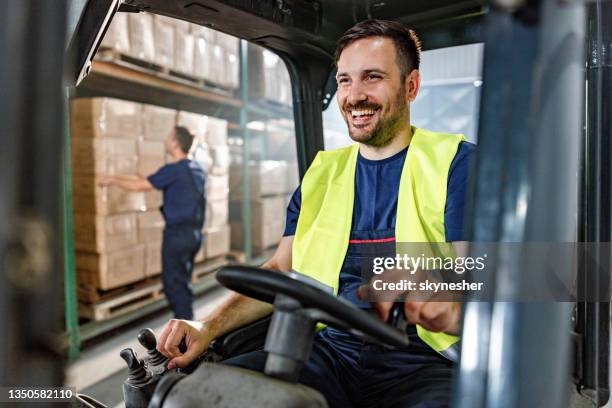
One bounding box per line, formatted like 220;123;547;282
99;125;206;320
156;20;475;407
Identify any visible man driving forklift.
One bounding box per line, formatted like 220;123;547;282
157;19;475;407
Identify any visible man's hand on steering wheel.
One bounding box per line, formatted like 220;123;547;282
358;269;462;336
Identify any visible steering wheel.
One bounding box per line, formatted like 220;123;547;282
216;265;409;348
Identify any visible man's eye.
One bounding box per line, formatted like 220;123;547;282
366;74;381;81
337;78;349;85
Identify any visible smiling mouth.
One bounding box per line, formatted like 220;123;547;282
348;107;380;127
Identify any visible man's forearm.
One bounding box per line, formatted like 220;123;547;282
201;292;273;338
111;175;152;191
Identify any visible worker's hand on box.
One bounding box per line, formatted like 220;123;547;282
97;174;115;187
357;272;462;336
157;319;215;369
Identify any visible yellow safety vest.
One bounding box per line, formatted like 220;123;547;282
292;126;464;361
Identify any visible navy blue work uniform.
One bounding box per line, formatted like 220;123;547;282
224;142;475;407
148;159;206;320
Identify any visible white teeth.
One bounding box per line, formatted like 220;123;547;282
351;109;376;117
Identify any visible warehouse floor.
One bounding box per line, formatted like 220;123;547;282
66;284;229;408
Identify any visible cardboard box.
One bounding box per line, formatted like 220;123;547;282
225;50;239;89
206;116;228;146
153;15;175;68
194;244;205;263
177;111;207;142
101;13;129;52
145;190;163;211
207;174;229;201
209;44;225;85
73;213;138;253
72;175;147;215
229;161;290;199
230;196;286;252
205;198;229;229
70;98;142;139
127;13;155;62
144;240;162;277
77;245;146;290
137;210;165;243
193;36;212;80
72;138;138;176
142;104;176;141
209;145;230;175
174;29;195;75
204;225;230;258
138;140;165;177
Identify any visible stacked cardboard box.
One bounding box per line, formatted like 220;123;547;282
248;45;292;105
229;160;295;254
71;97;148;291
202;116;231;261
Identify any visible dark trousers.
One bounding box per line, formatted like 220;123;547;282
223;329;454;408
161;225;202;320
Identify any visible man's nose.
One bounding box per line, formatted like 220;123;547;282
346;82;367;106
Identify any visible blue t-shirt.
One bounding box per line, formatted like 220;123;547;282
148;159;206;227
283;141;475;241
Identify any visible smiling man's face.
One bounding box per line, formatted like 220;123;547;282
336;36;416;147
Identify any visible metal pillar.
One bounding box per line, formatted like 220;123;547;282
240;40;252;263
454;1;585;407
0;0;68;388
63;89;80;360
575;1;612;406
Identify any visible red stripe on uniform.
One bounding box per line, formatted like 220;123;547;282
348;237;396;244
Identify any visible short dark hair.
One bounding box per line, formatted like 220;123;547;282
174;125;195;154
334;19;422;81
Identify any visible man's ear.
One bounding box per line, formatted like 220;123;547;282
405;69;421;102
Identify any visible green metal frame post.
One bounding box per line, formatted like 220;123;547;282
63;89;80;360
240;40;252;263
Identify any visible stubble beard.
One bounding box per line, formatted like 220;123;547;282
346;89;408;148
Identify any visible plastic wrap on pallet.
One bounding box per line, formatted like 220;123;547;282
127;12;155;62
193;36;212;80
226;50;239;89
153;15;175;68
174;28;195;75
101;13;130;52
71;98;143;139
210;44;225;86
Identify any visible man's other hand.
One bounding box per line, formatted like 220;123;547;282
358;285;462;336
157;319;215;369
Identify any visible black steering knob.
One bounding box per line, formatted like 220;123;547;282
137;328;157;351
137;328;168;369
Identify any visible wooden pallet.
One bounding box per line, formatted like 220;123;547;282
95;49;238;97
78;276;162;304
192;255;230;282
78;281;164;321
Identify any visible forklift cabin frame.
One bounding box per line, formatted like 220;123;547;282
0;0;609;407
